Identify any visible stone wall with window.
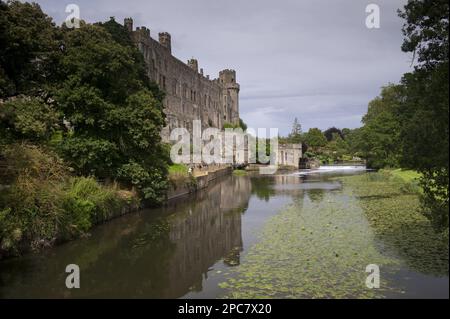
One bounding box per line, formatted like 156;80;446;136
125;18;240;142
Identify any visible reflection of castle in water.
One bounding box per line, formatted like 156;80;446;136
0;175;253;299
162;175;252;297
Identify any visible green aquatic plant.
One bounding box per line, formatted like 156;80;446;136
220;172;448;298
339;174;448;276
220;192;399;299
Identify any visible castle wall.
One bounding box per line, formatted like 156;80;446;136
126;20;240;142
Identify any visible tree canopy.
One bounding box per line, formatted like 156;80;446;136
304;128;327;148
396;0;449;230
0;2;169;204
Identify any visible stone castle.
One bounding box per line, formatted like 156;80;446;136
123;18;240;142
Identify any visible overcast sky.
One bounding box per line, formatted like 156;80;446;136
33;0;412;135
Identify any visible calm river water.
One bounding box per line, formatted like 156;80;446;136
0;168;448;298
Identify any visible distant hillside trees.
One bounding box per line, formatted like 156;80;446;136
303;128;327;149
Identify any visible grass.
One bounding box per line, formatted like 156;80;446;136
369;169;422;194
384;169;421;183
168;164;196;190
0;144;139;259
168;163;189;175
64;177;125;224
233;169;247;176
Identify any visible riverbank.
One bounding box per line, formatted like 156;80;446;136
1;169;448;298
0;158;234;260
0;145;142;260
167;165;233;200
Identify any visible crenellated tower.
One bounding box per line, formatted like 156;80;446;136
187;58;199;72
158;32;171;53
124;17;133;32
219;69;240;125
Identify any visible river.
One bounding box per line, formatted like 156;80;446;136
0;167;448;298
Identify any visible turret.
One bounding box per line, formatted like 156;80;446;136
219;69;237;84
124;17;133;32
187;58;199;73
159;32;171;53
219;69;240;125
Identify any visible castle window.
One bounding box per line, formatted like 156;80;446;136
172;79;178;96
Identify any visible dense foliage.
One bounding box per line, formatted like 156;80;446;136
282;121;359;164
0;1;61;97
353;0;449;230
282;0;448;231
0;1;168;201
357;85;403;168
0;1;169;256
397;0;449;231
54;21;168;201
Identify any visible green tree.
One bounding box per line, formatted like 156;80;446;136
239;118;248;131
325;133;349;162
397;0;449;230
54;22;168;203
304;128;327;148
323;127;343;142
343;128;364;158
359;85;403;169
0;97;59;144
287;117;302;143
0;0;60;97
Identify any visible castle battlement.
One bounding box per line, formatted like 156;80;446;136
123;18;240;141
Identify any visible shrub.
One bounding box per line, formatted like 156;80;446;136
0;207;22;255
0;144;129;257
64;176;122;223
167;164;196;191
0;97;59;144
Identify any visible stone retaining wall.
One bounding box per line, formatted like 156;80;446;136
167;166;232;200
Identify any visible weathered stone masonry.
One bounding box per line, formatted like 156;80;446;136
124;18;240;142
